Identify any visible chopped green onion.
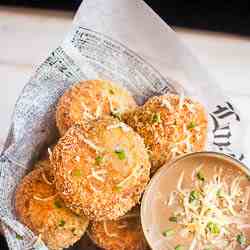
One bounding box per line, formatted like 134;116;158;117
151;112;161;123
95;156;103;165
206;222;220;235
16;234;23;240
111;111;122;120
175;245;184;250
109;89;115;95
114;186;122;192
196;171;205;181
59;219;66;227
189;190;200;203
115;149;126;160
54;200;63;209
236;233;246;245
169;216;178;223
216;189;222;198
187;121;196;130
73;168;82;177
162;228;175;237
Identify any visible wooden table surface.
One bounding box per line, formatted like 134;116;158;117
1;6;250;143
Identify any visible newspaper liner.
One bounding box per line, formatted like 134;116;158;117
0;0;247;249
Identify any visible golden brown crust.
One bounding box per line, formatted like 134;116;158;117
15;164;89;250
56;79;137;135
52;116;151;221
88;208;150;250
123;94;208;173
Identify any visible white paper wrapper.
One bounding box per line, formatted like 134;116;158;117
0;0;247;249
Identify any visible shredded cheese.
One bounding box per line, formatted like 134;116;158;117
103;221;118;238
116;164;143;189
107;95;119;115
107;123;131;132
161;98;173;112
168;191;175;206
87;169;107;182
80;102;95;119
41;171;54;186
88;182;100;193
48;148;52;162
33;193;57;201
83;138;103;152
177;171;184;191
75;156;80;162
166;165;250;250
95;100;103;119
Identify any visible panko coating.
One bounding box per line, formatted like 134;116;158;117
123;94;208;173
88;207;149;250
56;79;137;135
15;165;89;250
51;116;151;221
32;158;54;184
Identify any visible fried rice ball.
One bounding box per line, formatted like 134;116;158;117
56;79;137;135
15;164;89;250
51;116;151;221
123;94;208;173
88;207;149;250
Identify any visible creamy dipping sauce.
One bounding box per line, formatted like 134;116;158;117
141;152;250;250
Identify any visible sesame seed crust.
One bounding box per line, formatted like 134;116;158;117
56;79;137;136
52;117;151;221
123;94;208;173
88;207;150;250
15;163;89;250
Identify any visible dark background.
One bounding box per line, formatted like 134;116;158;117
1;0;250;36
0;0;249;249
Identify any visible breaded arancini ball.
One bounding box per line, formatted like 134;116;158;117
15;163;89;250
51;116;151;221
88;207;149;250
123;94;208;173
56;79;137;135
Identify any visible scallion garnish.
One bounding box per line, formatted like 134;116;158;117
207;222;220;235
189;190;200;203
236;233;246;245
151;112;161;123
115;149;126;160
109;89;114;95
73;168;82;177
95;155;103;165
216;189;222;198
16;234;23;240
162;228;175;237
59;219;66;227
196;171;205;181
175;245;184;250
54;200;62;209
187;121;196;130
